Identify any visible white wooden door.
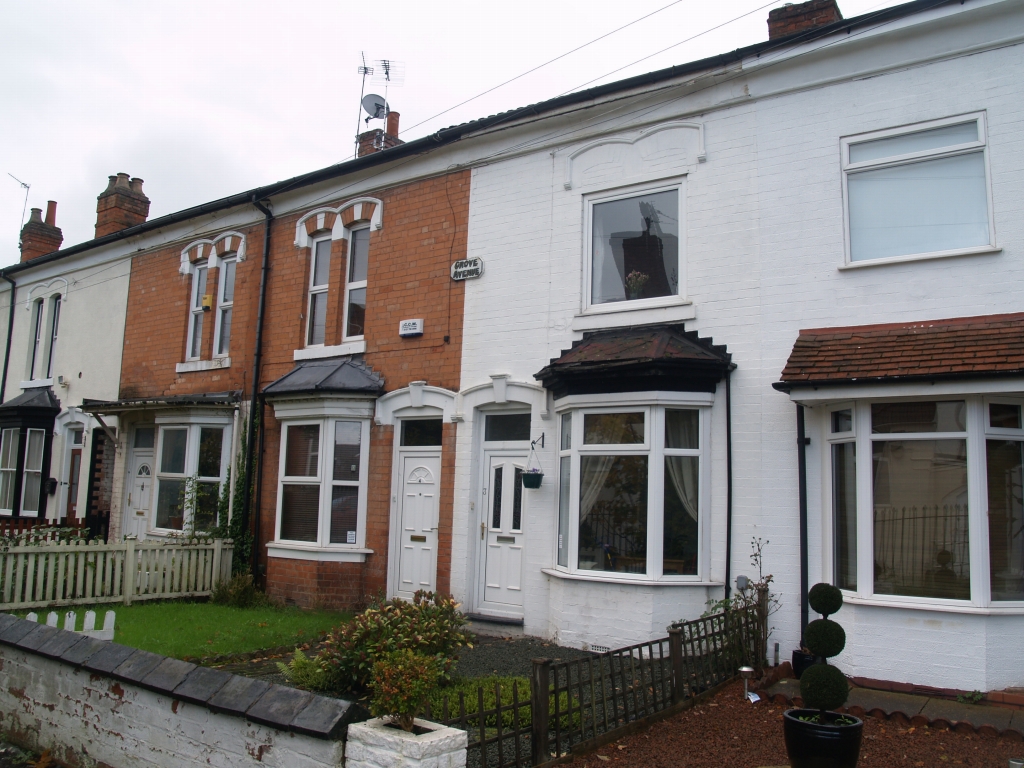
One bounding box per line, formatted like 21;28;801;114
479;453;526;617
396;454;441;599
126;452;153;540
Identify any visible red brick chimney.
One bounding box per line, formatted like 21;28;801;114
95;172;151;238
357;111;404;157
768;0;842;40
19;201;63;262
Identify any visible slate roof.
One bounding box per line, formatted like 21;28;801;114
263;356;384;396
535;324;732;398
80;391;241;413
775;313;1024;391
0;387;61;412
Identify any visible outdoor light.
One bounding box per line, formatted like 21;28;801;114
739;666;755;700
736;574;750;591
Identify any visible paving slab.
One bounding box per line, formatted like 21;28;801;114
846;688;928;716
921;698;1013;730
766;678;800;700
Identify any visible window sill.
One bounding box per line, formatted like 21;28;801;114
294;340;367;361
838;245;1001;270
572;300;695;332
20;378;53;389
267;542;373;562
176;358;231;373
841;593;1024;615
542;568;721;587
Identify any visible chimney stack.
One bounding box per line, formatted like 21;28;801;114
768;0;842;40
95;172;151;238
19;201;63;262
357;111;404;158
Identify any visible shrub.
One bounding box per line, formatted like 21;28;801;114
804;618;845;659
799;663;849;711
315;591;471;693
275;649;330;691
426;676;531;729
370;650;441;732
807;583;843;619
211;573;270;609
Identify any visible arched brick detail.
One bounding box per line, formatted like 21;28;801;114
178;231;247;275
293;197;383;248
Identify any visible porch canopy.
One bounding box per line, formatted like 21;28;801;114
262;356;384;397
534;323;733;398
80;391;242;414
773;312;1024;394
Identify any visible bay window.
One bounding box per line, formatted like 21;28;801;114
827;397;1024;605
276;418;370;549
555;397;708;580
0;429;19;515
153;422;230;532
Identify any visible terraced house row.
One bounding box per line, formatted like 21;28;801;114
2;0;1022;696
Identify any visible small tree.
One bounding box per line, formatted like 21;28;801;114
799;583;849;719
370;650;440;732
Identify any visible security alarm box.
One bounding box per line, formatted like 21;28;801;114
399;319;424;337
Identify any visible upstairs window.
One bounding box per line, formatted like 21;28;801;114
45;295;60;379
842;114;994;265
215;257;235;356
586;184;681;309
28;299;44;380
307;237;331;346
186;263;208;361
345;227;369;339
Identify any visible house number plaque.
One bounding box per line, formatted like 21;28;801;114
450;257;484;281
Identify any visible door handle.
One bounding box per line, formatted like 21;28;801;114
481;522;486;540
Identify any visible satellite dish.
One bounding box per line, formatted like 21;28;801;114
361;93;388;121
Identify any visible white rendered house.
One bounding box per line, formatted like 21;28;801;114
448;0;1024;692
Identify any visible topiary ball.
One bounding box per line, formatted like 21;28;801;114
800;663;849;711
804;618;846;658
808;582;843;618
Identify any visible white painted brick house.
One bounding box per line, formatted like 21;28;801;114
449;0;1024;692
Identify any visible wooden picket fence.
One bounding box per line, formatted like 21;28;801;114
0;538;233;611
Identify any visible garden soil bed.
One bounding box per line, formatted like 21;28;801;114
565;681;1024;768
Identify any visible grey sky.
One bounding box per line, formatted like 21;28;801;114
0;0;902;267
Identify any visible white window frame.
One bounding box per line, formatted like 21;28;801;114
44;294;61;380
0;428;20;516
213;255;236;358
820;395;1024;612
185;262;209;361
582;179;686;315
306;236;332;347
552;391;712;584
20;427;46;517
273;416;371;554
839;112;998;269
28;298;44;380
152;419;232;534
343;225;369;342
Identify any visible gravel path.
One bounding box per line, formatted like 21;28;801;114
454;633;593;680
565;680;1024;768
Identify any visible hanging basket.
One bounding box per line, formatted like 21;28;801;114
522;471;543;489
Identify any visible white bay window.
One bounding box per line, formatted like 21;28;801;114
153;420;231;533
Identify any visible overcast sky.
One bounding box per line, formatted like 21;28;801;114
0;0;904;267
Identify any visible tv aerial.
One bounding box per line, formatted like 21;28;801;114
353;52;405;157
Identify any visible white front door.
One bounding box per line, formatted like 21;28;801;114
396;454;441;599
478;453;527;618
126;452;153;540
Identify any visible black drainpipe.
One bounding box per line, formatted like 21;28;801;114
242;198;273;575
1;274;16;403
724;369;734;599
796;404;810;644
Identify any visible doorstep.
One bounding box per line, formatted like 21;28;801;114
464;614;525;639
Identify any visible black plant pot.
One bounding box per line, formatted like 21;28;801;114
792;650;818;679
522;472;543;489
783;709;863;768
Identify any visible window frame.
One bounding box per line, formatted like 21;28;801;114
306;236;332;347
0;428;20;516
821;396;1024;610
274;416;371;551
44;295;61;380
19;427;46;517
151;421;231;534
185;262;209;362
28;298;44;381
553;394;711;583
839;112;997;269
213;255;236;358
582;179;686;314
343;225;370;342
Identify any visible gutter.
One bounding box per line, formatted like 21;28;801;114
0;274;14;403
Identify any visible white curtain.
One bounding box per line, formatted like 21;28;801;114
665;414;699;523
579;456;615;525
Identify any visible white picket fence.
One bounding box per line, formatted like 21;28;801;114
0;538;234;611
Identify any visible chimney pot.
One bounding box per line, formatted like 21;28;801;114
115;172;131;189
129;177;144;194
45;201;57;226
20;203;62;262
28;208;43;224
768;0;842;40
104;175;118;193
386;111;400;138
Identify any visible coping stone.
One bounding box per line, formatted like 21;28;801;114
290;696;359;739
140;657;197;693
36;629;89;660
60;635;109;666
920;698;1013;730
172;666;234;706
0;613;20;633
81;642;137;675
15;623;61;651
112;649;165;684
0;618;43;645
1010;709;1024;733
846;688;928;716
208;676;272;717
246;685;314;730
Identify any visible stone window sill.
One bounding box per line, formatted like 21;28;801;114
542;568;721;587
267;543;372;563
841;593;1024;615
176;358;230;373
20;378;53;389
294;341;367;362
572;300;695;332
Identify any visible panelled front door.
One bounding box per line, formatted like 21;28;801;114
478;453;527;618
396;454;441;599
126;452;153;540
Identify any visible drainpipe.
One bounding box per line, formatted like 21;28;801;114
1;273;15;403
242;198;272;574
724;370;734;599
796;404;810;644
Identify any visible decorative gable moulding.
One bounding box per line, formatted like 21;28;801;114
293;197;384;248
563;121;706;191
178;231;247;275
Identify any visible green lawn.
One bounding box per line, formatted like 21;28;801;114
20;601;351;660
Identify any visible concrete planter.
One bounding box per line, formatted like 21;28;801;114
346;717;468;768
